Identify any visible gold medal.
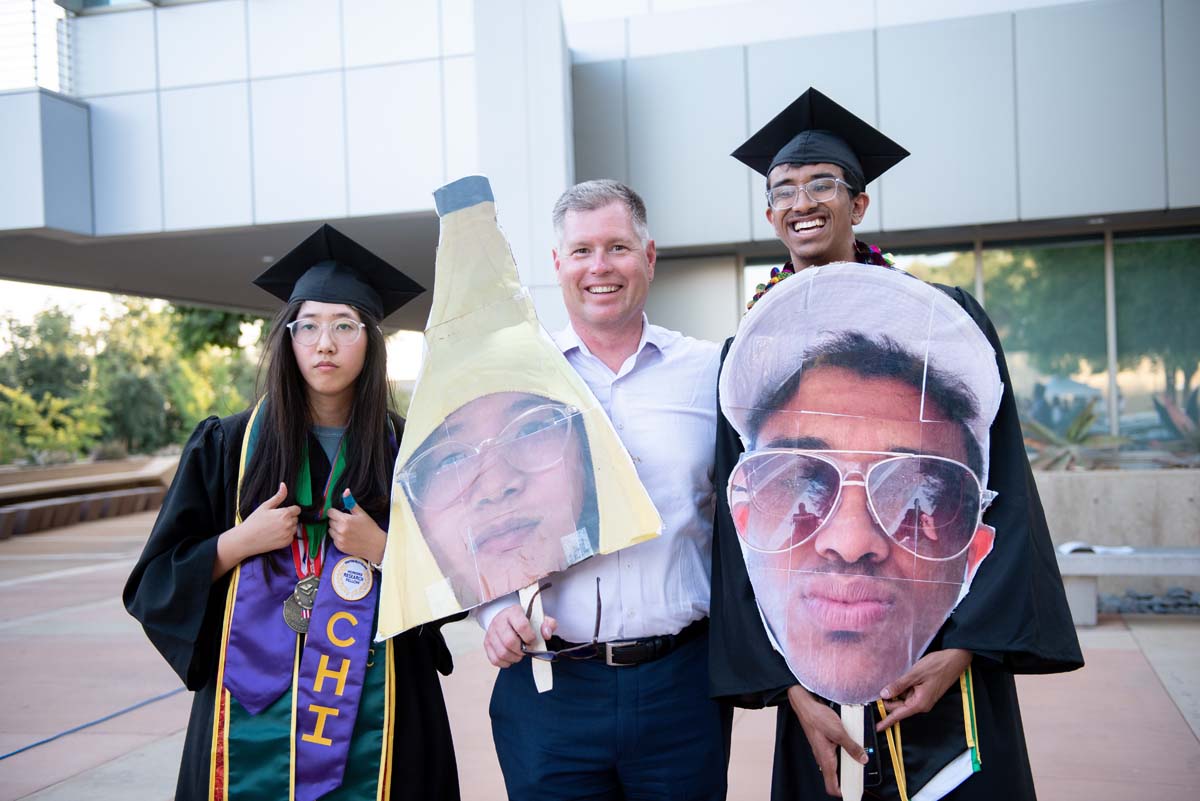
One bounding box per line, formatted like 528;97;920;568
283;575;320;633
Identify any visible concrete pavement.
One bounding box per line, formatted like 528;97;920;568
1;513;1197;800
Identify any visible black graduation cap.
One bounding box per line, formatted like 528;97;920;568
731;87;909;190
253;224;423;320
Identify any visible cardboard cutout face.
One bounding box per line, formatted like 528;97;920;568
376;177;661;637
720;263;1002;705
399;391;599;607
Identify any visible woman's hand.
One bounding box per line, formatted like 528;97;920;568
213;483;299;579
326;489;387;565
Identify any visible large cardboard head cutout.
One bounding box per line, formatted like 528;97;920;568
377;177;661;637
720;263;1002;705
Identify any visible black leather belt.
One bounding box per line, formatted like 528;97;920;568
547;618;708;667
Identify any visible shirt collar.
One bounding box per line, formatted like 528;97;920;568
555;313;664;359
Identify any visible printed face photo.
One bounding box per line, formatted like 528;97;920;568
730;364;993;704
400;391;599;607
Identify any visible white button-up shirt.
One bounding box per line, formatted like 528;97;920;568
478;317;720;642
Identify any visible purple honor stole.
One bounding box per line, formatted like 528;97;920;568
294;542;379;801
223;548;297;714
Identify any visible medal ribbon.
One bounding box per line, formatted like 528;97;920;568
291;437;347;580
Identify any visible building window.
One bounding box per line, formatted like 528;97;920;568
890;250;974;295
1114;233;1200;457
981;240;1109;464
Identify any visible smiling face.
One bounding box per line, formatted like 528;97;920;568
734;366;992;703
553;201;655;338
290;301;368;405
406;392;594;606
766;162;869;271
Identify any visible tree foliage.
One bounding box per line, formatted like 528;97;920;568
0;298;259;464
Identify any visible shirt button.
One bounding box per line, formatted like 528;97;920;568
616;422;624;430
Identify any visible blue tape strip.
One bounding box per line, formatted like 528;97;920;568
433;175;494;216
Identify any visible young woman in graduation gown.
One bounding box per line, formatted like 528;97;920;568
124;226;460;801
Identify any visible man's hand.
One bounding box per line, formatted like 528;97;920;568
327;490;386;564
482;604;557;669
787;684;867;798
876;648;972;731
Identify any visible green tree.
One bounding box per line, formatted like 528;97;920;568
0;308;93;400
0;385;104;464
171;305;264;354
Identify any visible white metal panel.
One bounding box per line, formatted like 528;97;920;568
572;61;627;184
1015;0;1166;219
626;1;873;58
71;9;157;97
442;0;475;56
89;92;163;235
878;14;1018;230
342;0;439;67
345;61;443;215
250;73;347;224
876;0;1088;27
565;18;627;63
160;84;253;230
443;55;479;179
625;47;749;248
39;93;92;235
1164;0;1200;208
247;0;342;79
746;31;879;240
645;255;739;344
0;92;44;230
157;0;248;89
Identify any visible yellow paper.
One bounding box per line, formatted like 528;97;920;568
377;176;661;637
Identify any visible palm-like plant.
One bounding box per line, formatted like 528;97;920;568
1024;397;1128;469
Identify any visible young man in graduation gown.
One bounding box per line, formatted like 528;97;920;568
124;228;460;801
708;88;1084;799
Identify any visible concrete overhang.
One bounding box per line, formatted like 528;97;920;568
0;213;441;331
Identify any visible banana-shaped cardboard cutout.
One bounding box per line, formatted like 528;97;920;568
377;176;661;638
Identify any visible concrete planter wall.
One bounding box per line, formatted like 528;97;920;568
1034;469;1200;594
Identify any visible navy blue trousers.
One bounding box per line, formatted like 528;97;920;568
489;633;733;801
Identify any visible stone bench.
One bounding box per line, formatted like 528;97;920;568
0;486;166;538
1056;548;1200;626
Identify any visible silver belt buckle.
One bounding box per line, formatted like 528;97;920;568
604;640;638;667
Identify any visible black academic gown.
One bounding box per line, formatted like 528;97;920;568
709;281;1084;801
124;410;461;801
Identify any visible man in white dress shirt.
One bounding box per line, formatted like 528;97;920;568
478;180;731;800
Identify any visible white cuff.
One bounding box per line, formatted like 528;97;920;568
473;592;520;631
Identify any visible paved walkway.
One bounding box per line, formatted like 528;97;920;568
1;514;1198;800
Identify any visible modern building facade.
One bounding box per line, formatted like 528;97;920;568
1;0;1198;496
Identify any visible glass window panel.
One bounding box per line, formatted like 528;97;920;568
982;241;1109;464
743;259;776;309
890;250;975;294
1113;234;1200;462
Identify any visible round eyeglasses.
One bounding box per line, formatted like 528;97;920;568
399;403;580;510
729;449;996;562
766;177;854;210
286;318;367;346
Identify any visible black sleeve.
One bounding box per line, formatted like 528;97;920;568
708;338;798;707
935;287;1084;674
123;415;245;690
